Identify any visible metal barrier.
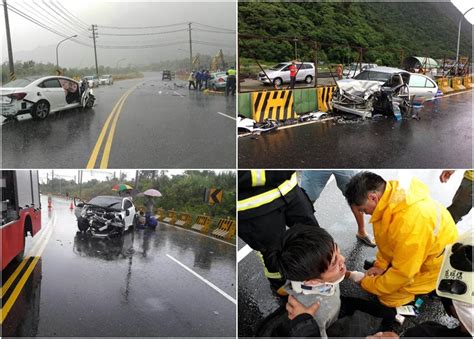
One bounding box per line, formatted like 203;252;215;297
463;76;474;89
211;218;236;240
252;90;295;123
317;85;336;112
157;208;165;221
436;78;454;94
175;212;193;227
191;215;211;234
451;77;466;91
162;210;177;224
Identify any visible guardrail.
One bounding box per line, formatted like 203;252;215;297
239;75;473;119
155;209;235;242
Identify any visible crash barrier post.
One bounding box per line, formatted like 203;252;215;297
191;215;211;234
463;75;473;89
175;212;193;227
293;88;317;114
436;78;454;94
238;92;252;118
157;208;165;221
162;210;177;224
211;218;236;240
452;77;466;91
317;85;337;112
252;90;295;123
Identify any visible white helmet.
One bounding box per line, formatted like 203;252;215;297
436;230;473;335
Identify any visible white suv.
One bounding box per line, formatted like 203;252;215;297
258;62;315;87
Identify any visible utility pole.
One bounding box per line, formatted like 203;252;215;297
3;0;15;81
134;170;139;190
188;22;193;72
90;24;99;77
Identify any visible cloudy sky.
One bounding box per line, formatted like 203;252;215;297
1;0;236;67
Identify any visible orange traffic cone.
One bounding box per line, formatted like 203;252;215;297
48;196;52;209
69;202;74;210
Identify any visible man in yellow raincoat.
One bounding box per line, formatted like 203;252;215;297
344;172;458;307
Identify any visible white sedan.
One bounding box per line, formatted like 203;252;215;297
1;76;95;120
332;67;440;118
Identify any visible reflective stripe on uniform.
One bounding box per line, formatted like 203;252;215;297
256;251;282;279
464;170;474;181
251;170;266;187
238;172;298;212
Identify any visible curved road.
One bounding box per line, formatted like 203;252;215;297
2;72;236;169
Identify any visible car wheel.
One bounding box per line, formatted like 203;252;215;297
212;84;217;91
85;96;95;109
273;78;283;87
77;217;89;232
32;100;50;120
305;75;313;84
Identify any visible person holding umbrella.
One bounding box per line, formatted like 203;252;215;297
112;184;133;197
143;189;162;229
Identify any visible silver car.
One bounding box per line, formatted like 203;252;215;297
258;62;315;87
332;66;439;118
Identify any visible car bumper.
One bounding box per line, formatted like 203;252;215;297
0;101;32;117
332;102;372;118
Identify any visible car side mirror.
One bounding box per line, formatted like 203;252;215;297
77;203;84;208
125;210;130;216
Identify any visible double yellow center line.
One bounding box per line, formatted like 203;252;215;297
86;84;139;169
1;212;56;324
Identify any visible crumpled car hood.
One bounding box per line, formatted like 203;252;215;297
336;79;384;99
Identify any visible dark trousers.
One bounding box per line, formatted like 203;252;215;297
226;76;236;96
188;81;196;89
339;296;396;331
448;177;473;223
238;186;318;274
289;76;296;89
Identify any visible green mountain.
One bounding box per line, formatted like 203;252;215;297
238;1;473;66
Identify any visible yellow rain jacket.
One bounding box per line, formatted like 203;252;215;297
361;178;458;307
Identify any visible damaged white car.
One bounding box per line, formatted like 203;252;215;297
332;67;439;118
75;196;136;238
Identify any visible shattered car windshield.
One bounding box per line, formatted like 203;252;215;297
354;70;392;82
88;196;123;209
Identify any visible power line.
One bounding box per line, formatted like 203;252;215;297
97;22;189;30
25;1;90;39
194;28;236;35
6;3;92;48
193;22;235;33
41;0;90;35
99;28;188;36
96;41;189;49
54;1;90;30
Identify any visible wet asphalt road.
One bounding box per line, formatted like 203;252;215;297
1;72;236;169
239;91;473;168
2;196;236;337
238;170;472;337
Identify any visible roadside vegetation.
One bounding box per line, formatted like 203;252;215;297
40;170;236;219
239;2;472;67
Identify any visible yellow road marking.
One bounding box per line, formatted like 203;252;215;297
86;84;139;169
0;213;55;298
99;87;136;168
85;92;127;169
1;214;54;324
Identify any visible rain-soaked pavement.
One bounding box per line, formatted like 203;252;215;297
238;170;472;337
1;72;236;169
239;91;473;168
2;196;236;337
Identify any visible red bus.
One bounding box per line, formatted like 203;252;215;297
1;171;42;270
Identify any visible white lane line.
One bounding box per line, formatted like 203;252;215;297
426;89;473;101
237;244;253;263
166;254;236;304
217;111;236;120
158;220;236;247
